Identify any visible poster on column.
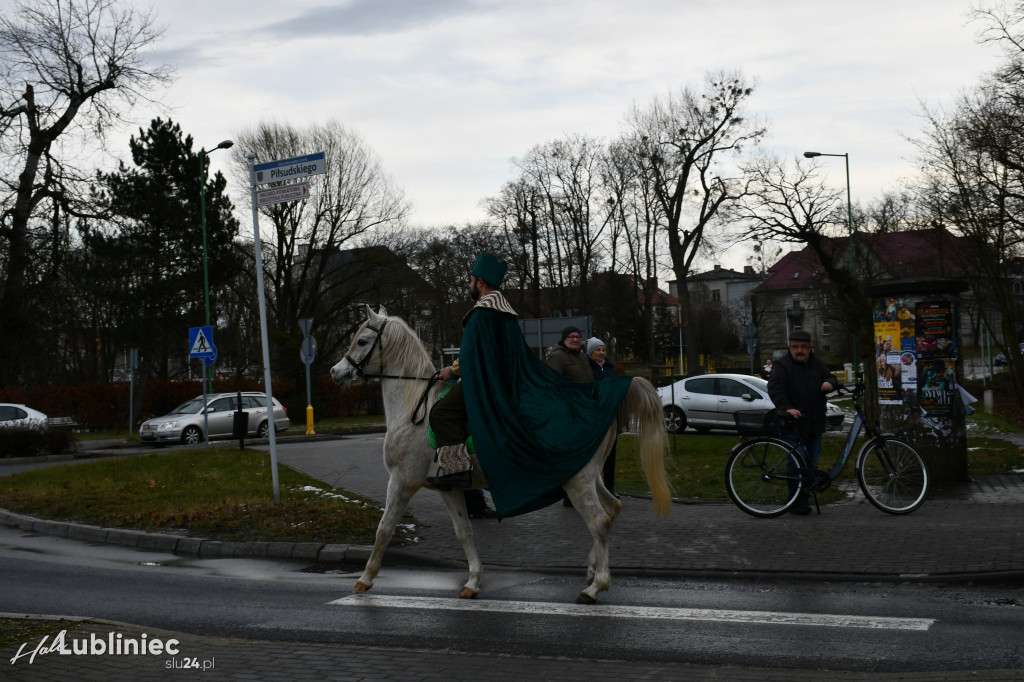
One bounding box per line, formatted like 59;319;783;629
873;319;902;404
873;297;904;404
873;297;918;405
915;301;956;414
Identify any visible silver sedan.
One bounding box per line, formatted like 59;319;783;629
139;392;289;446
657;373;845;435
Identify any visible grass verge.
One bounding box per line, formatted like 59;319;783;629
0;449;412;545
0;421;1021;542
0;617;78;649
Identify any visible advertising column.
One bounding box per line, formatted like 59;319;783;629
865;279;969;484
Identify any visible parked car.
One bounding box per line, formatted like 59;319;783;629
0;403;48;429
657;373;845;435
994;342;1024;366
139;392;289;446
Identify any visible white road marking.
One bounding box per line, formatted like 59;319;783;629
329;595;934;631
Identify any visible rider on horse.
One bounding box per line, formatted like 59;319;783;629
427;252;634;518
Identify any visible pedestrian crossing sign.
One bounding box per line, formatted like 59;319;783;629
189;326;216;359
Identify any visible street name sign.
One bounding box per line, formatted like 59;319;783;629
252;152;326;185
257;181;310;206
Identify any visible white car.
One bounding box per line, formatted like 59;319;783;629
0;403;48;429
657;373;845;434
139;392;289;446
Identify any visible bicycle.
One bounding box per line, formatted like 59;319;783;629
724;374;929;518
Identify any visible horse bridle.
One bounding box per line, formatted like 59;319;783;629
344;320;390;380
344;318;441;425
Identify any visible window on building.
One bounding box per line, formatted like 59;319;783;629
712;289;721;302
821;320;831;336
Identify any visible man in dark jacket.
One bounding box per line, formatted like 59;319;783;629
767;330;840;515
545;326;592;383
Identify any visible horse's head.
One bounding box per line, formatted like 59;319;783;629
330;305;389;388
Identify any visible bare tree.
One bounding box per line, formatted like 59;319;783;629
603;135;667;361
863;190;932;233
485;177;546;317
911;96;1024;400
0;0;172;385
624;70;766;372
229;119;410;381
737;154;872;360
511;134;615;315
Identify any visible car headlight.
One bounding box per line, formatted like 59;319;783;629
159;420;179;430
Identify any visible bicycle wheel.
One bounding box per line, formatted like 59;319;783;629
725;438;805;518
857;437;929;514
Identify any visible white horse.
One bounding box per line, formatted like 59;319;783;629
330;305;671;604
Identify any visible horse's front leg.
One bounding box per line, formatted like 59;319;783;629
437;488;483;598
354;474;414;593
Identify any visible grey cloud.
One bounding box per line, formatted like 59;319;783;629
261;0;480;39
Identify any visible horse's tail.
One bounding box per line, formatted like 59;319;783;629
619;377;672;516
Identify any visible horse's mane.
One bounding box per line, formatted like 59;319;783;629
376;314;441;410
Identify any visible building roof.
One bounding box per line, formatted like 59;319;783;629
751;247;833;293
686;264;763;283
752;228;968;295
859;229;965;280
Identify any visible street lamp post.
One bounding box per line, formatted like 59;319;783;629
803;150;857;374
199;139;234;392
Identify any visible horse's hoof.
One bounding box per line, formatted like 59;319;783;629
352;581;372;594
576;592;598;605
458;587;479;599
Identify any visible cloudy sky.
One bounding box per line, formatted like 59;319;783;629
121;0;1003;263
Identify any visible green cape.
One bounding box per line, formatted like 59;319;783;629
460;306;632;518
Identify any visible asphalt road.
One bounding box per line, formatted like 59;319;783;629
1;520;1023;676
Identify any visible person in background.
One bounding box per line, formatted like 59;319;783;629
760;358;773;380
546;326;593;506
545;326;592;383
766;330;840;515
586;337;618;498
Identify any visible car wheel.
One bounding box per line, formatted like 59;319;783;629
664;406;686;435
256;421;269;438
181;426;202;446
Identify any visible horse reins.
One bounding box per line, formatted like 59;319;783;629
344;318;442;425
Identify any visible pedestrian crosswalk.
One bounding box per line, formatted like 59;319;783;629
330;594;934;630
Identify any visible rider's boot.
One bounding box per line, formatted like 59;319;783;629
427;443;473;490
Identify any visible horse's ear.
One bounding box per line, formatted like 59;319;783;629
377;305;388;317
366;304;380;323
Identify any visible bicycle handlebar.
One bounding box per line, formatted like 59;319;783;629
833;371;866;397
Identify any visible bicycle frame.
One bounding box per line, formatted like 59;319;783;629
790;382;877;483
823;409;864;481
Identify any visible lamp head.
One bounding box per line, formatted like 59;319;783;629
216;140;234;150
803;151;820;158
